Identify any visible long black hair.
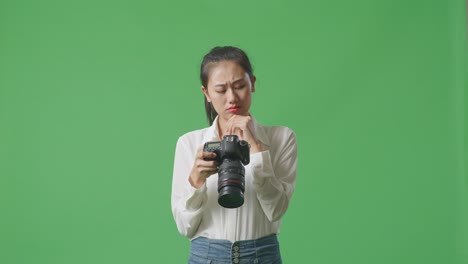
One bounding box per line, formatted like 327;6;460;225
200;46;254;125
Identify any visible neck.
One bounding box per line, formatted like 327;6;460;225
216;117;227;139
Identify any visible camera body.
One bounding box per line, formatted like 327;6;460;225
204;135;250;208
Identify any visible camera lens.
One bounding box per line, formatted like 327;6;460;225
217;159;245;208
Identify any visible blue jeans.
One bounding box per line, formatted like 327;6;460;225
188;234;282;264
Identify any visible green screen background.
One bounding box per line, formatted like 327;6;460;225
1;0;467;263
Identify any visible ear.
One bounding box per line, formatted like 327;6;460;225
201;86;211;102
251;75;257;93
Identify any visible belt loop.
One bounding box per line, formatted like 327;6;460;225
254;236;259;261
206;237;210;260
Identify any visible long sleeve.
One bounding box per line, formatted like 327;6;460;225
250;128;297;222
171;136;208;238
171;120;297;242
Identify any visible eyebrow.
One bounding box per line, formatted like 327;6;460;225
214;78;245;87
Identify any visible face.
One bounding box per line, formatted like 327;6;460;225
202;60;256;122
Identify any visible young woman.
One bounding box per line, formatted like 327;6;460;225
171;46;297;264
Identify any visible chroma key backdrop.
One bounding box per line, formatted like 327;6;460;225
1;0;467;263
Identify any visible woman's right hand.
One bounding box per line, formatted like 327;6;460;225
189;146;218;189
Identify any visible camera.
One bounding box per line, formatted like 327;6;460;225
203;135;250;208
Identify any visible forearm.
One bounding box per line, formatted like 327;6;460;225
172;137;208;238
250;150;297;222
172;181;207;238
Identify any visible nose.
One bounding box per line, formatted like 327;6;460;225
226;88;238;104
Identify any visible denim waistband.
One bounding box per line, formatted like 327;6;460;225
189;234;281;264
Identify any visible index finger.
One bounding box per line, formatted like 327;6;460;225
196;145;205;158
202;151;217;159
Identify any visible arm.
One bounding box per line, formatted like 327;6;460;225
250;128;297;222
171;137;209;238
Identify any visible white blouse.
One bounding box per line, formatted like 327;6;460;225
171;116;297;242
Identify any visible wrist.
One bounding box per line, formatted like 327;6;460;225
189;172;206;189
250;141;263;154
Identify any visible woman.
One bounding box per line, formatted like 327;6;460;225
171;46;297;264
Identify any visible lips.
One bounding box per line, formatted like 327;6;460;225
227;106;240;113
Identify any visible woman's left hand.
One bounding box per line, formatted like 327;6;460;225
225;115;263;154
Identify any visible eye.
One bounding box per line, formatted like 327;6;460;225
234;84;246;90
215;89;226;94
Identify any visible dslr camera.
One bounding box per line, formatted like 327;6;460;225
203;135;250;208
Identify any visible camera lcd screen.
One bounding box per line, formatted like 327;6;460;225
208;142;220;148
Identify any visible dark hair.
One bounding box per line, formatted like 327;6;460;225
200;46;254;125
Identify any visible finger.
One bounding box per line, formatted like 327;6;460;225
196;160;217;171
226;119;232;135
196;146;204;158
238;128;244;140
237;128;244;140
227;115;237;134
198;163;218;175
198;165;218;173
201;169;218;178
201;164;218;171
198;156;217;165
202;151;217;160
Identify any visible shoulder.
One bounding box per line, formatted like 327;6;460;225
253;119;296;150
261;124;296;141
178;127;207;140
265;125;295;135
258;124;297;160
176;127;210;149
